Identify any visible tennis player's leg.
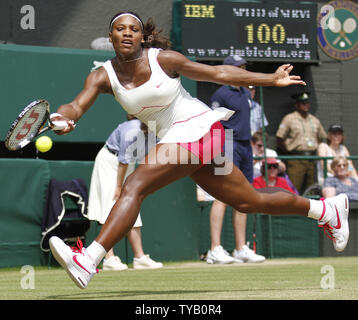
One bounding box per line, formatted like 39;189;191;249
94;143;203;252
192;162;308;215
50;143;202;288
191;162;349;252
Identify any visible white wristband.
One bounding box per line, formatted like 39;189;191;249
49;113;75;130
50;112;64;119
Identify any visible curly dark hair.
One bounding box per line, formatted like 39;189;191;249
109;11;171;50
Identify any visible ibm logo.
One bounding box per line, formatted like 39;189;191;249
184;4;215;18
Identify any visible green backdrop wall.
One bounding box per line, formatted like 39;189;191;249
0;158;201;267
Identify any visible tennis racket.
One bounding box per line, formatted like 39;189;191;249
4;99;68;151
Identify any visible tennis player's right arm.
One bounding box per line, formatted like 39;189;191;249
53;68;110;135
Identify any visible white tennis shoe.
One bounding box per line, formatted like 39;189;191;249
103;256;128;271
133;254;163;269
232;245;266;263
49;236;98;289
319;193;349;252
206;245;235;264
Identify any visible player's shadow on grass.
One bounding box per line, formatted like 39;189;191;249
46;289;225;300
45;287;321;300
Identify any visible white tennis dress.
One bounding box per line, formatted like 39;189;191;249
103;48;234;143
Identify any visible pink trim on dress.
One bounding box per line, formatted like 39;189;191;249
172;110;209;125
131;105;168;116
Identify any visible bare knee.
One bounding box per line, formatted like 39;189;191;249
121;174;148;203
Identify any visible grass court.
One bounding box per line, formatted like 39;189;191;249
1;256;357;300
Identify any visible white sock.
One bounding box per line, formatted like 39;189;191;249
86;241;107;266
308;199;326;222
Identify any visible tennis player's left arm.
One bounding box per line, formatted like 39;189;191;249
158;50;306;87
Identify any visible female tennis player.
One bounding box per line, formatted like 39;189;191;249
49;12;349;289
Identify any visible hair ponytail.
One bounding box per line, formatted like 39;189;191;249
142;17;171;50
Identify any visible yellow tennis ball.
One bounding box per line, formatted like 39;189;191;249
35;136;53;153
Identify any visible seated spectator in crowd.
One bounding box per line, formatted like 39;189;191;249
322;156;358;202
251;131;299;194
253;158;297;194
317;124;358;185
251;131;285;178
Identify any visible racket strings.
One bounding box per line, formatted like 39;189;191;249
5;101;49;150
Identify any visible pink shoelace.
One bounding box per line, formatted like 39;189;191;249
318;223;335;242
71;238;85;253
71;238;99;273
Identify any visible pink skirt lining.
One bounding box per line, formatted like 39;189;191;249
178;122;225;165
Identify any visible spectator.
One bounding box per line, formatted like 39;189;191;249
90;36;114;72
317;124;357;185
253;158;296;193
206;55;265;264
251;131;285;178
248;85;268;135
322;156;358;202
276;91;327;194
251;131;298;194
91;37;114;51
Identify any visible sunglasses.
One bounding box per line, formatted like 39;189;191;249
267;164;278;169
